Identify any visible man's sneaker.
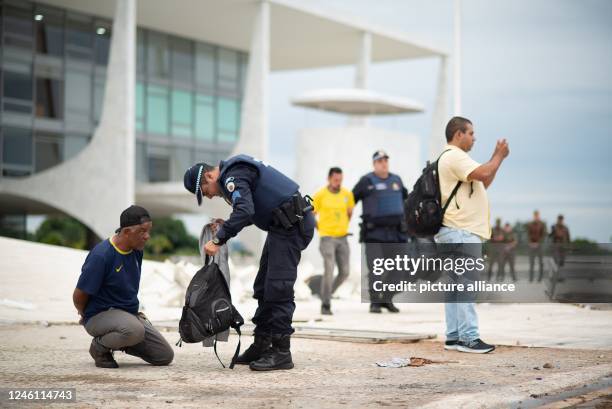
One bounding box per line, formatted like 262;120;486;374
444;339;459;350
89;338;119;368
369;304;382;313
457;339;495;354
381;303;400;313
321;304;333;315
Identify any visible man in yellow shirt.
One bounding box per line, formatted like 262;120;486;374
435;116;509;354
313;167;355;315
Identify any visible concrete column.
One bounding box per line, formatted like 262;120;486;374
453;0;462;115
348;31;371;127
0;0;137;238
429;56;449;161
229;0;271;255
232;0;270;161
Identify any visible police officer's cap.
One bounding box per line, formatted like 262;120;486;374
372;150;389;161
183;163;211;206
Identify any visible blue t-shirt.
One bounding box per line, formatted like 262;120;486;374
76;238;143;324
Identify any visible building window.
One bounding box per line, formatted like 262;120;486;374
171;37;193;84
217;96;239;142
93;72;105;123
94;21;112;66
64;133;89;160
65;68;92;126
146;84;169;134
66;14;93;60
171;89;193;137
135;82;145;131
148;156;170;182
2;127;33;169
3;4;34;50
2;64;34;114
195;43;215;90
217;49;239;93
34;6;64;57
147;31;169;80
195;94;214;141
35;75;63;119
0;0;111;178
34;132;63;172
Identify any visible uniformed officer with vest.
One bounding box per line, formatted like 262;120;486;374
352;150;408;313
183;154;315;371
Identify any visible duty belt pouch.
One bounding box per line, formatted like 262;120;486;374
273;193;313;232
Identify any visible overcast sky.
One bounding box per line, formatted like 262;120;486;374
267;0;612;241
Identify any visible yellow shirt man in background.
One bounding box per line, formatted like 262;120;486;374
312;167;354;315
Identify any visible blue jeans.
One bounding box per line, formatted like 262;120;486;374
434;226;482;343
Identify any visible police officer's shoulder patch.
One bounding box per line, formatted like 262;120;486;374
225;177;236;192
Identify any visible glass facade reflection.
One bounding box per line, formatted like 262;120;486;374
0;0;247;183
136;28;247;182
0;0;110;177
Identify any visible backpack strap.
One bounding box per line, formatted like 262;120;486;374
437;148;462;214
213;337;226;369
229;326;241;369
442;181;462;214
212;326;242;369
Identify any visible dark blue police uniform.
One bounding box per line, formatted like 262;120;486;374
353;171;408;303
214;155;315;336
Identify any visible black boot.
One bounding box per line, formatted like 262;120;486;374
89;338;118;368
321;303;332;315
369;303;382;313
234;333;271;365
249;334;294;371
382;302;400;313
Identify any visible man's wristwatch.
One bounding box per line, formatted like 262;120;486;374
212;237;221;246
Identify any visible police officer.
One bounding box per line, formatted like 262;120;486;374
183;155;314;371
353;150;408;313
487;218;505;281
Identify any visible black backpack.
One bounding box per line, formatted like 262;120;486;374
177;257;244;368
405;150;462;237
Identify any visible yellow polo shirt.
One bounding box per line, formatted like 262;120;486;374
313;186;354;237
438;144;491;239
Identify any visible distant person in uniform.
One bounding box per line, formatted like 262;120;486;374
73;206;174;369
313;167;354;315
183;155;314;371
550;214;570;267
487;218;504;281
500;222;517;281
527;210;547;282
352;150;408;314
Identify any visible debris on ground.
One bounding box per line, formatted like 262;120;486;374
376;357;458;368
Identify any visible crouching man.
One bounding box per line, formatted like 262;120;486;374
72;205;174;368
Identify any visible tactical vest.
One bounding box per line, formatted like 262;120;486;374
362;172;404;220
219;155;299;230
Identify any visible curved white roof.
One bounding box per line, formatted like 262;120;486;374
291;88;425;115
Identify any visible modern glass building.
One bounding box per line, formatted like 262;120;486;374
0;0;247;184
0;0;446;251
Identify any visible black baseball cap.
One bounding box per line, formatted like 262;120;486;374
183;162;210;206
372;150;389;161
115;205;152;233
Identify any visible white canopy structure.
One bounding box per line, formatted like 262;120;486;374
291;88;425;115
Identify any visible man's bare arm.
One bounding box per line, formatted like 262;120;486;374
73;288;89;323
468;139;509;188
